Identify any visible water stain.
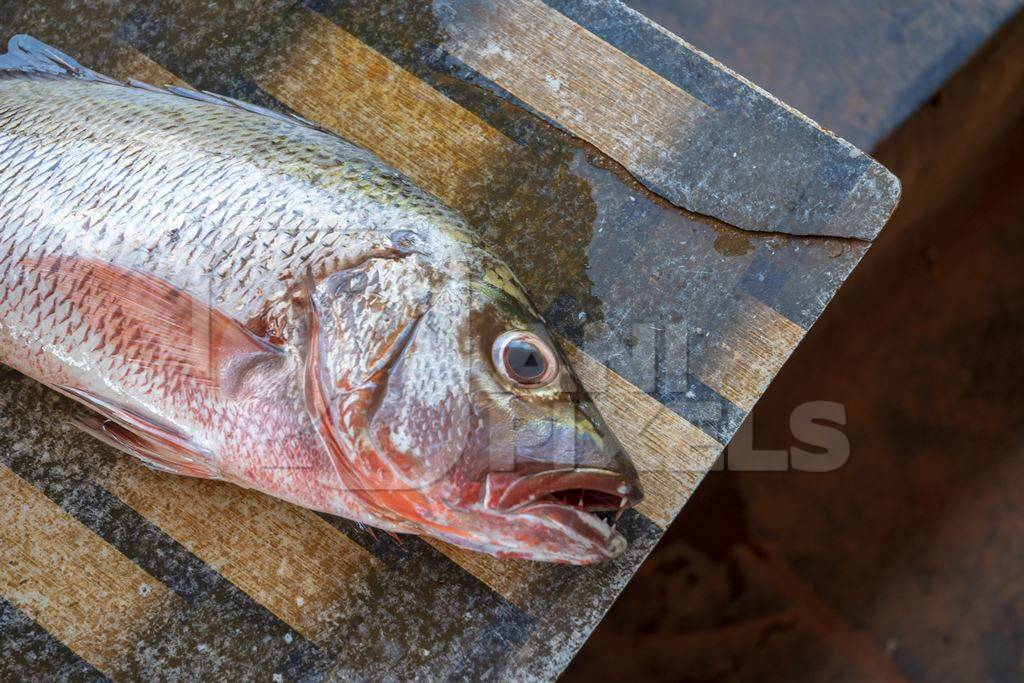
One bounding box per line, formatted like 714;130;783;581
713;232;754;257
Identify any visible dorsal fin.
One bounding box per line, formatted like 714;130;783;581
0;34;119;84
159;84;323;130
0;34;325;131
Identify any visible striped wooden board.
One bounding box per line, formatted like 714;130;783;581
0;1;899;680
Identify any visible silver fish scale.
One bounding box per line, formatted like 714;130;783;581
0;74;471;434
0;76;470;303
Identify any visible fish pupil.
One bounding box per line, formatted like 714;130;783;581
506;340;546;381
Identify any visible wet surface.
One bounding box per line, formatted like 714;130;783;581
0;1;894;679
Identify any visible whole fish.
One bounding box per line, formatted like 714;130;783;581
0;36;642;563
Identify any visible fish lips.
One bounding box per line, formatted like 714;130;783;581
510;501;629;563
479;466;643;563
483;467;643;512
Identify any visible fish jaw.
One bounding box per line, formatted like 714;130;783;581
472;466;641;563
410;488;633;564
353;456;643;563
436;391;643;563
501;501;629;563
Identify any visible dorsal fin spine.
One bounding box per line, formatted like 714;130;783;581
0;34;119;84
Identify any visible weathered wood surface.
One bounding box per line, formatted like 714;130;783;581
444;0;900;241
570;5;1024;682
0;1;898;680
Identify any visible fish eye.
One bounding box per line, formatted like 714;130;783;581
492;331;558;387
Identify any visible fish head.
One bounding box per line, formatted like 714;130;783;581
308;253;643;564
447;263;645;563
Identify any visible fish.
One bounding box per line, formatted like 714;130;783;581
0;35;643;564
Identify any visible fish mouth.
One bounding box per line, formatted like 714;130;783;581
482;467;644;562
484;467;643;512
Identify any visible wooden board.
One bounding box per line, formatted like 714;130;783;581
0;1;898;680
566;7;1024;680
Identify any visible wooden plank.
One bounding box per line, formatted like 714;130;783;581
254;9;517;212
691;294;807;412
98;459;375;645
439;0;900;240
103;41;188;87
425;542;540;610
440;0;712;199
0;463;179;677
0;597;105;681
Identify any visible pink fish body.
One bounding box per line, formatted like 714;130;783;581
0;36;642;563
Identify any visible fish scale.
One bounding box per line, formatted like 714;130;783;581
0;79;439;319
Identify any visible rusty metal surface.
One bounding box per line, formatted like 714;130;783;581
0;1;897;679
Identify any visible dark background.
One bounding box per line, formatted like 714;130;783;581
567;2;1024;681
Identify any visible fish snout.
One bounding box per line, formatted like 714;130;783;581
483;402;644;512
573;400;642;494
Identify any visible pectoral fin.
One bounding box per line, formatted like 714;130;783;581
23;255;284;398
